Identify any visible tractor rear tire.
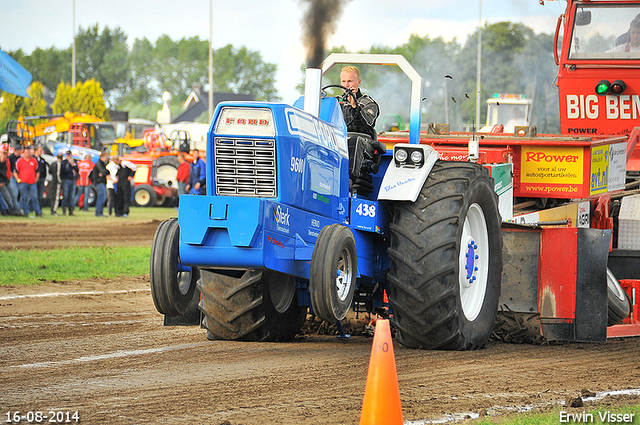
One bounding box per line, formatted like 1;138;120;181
198;269;307;341
133;184;157;207
309;224;357;323
150;218;198;316
154;156;180;188
387;161;502;350
607;268;631;326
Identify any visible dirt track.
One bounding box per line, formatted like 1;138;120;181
0;218;162;251
0;219;639;424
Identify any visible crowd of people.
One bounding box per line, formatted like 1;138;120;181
1;144;208;218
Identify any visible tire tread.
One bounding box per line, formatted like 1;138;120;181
387;161;502;350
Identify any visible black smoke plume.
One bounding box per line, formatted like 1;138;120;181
300;0;352;68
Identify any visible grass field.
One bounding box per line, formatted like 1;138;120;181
0;245;152;286
2;206;178;222
0;207;177;286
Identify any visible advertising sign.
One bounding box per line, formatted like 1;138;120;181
519;146;585;197
589;142;627;196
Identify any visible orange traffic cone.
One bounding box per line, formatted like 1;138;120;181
359;319;403;425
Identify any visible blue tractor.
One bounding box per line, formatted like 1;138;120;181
150;54;503;350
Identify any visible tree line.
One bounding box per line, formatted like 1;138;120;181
2;24;280;126
320;21;559;133
1;21;560;133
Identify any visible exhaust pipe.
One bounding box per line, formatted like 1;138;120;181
304;68;322;117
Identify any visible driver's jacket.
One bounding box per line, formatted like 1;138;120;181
341;89;380;140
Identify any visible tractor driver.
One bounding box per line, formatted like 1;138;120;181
340;66;380;141
610;16;640;52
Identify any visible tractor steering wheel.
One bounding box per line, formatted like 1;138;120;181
322;84;358;127
322;84;358;105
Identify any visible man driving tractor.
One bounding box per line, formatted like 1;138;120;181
339;65;380;140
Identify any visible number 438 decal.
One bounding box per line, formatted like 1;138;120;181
355;202;376;218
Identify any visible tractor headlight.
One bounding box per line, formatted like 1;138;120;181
394;147;425;168
410;150;423;164
395;148;408;162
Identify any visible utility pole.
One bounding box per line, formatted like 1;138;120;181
444;75;450;125
208;0;214;122
475;0;482;130
72;0;76;87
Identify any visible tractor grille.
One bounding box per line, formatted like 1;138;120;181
214;137;277;197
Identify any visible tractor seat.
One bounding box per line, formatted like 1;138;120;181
347;132;387;197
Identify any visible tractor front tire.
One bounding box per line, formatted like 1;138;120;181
309;224;357;323
198;269;307;341
150;218;198;316
388;161;502;350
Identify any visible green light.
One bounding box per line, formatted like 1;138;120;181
595;80;610;96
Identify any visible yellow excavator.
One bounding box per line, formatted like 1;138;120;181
5;112;146;157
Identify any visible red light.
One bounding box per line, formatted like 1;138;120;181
610;80;626;96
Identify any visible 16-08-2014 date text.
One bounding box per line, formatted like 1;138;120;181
5;411;79;423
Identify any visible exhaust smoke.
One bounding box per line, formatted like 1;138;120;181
299;0;352;68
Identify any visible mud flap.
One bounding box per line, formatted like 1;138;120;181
539;228;610;342
500;225;610;343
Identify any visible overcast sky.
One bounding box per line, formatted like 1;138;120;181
0;0;566;104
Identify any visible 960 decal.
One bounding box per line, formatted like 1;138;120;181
290;157;304;173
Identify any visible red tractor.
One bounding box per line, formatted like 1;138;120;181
123;130;196;207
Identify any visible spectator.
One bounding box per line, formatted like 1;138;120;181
0;151;11;215
13;146;42;217
106;156;121;217
7;145;22;213
176;153;190;197
49;153;63;216
186;149;206;195
60;151;79;216
75;154;95;211
0;149;21;215
0;181;8;215
34;146;48;211
116;159;136;217
92;151;109;217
